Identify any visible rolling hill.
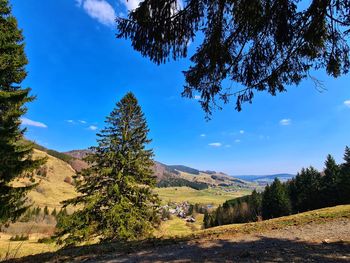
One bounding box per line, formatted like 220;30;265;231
63;149;255;189
15;145;255;212
13;149;76;210
234;173;295;185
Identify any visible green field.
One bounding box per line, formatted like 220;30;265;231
155;186;251;205
155;214;204;237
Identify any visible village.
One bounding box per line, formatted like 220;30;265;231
160;202;214;223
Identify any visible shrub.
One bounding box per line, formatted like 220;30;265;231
37;237;54;244
9;235;29;241
64;176;73;185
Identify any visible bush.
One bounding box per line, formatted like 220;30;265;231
161;208;171;220
9;235;29;241
64;176;73;185
37;237;54;244
36;166;48;177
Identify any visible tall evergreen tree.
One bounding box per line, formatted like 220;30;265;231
0;0;45;226
339;146;350;204
262;178;291;219
56;92;159;246
249;189;262;220
288;167;322;212
321;154;341;207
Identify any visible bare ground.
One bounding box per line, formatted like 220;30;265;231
83;219;350;263
7;209;350;263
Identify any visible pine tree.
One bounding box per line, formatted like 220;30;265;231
43;206;49;217
262;178;291;219
203;211;210;229
288;167;322;212
51;208;57;217
56;92;159;246
321;155;341;207
34;207;41;217
0;0;45;226
249;190;262;220
117;1;350;115
339;146;350;204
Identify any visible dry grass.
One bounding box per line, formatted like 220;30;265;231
7;205;350;262
0;236;57;261
13;150;77;210
197;204;350;239
155;214;204;237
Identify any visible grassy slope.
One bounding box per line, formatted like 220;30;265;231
7;150;349;260
155;214;204;237
6;205;350;262
155;186;251;205
13;149;77;209
198;205;350;239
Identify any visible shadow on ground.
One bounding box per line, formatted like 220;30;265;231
5;236;350;263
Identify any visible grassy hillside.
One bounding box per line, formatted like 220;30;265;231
4;205;349;261
13;149;77;209
64;149;257;189
155;214;204;237
0;149;259;260
198;204;350;239
14;150;250;209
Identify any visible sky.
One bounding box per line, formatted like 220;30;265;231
11;0;350;175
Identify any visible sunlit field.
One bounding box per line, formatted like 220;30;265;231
155;187;251;205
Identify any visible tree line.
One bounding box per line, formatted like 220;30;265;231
157;177;208;190
204;149;350;228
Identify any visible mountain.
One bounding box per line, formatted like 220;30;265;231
11;145;254;217
234;173;295;185
64;149;90;159
63;149;254;189
165;165;200;175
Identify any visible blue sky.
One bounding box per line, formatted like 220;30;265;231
11;0;350;175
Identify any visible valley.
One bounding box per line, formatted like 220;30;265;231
0;147;254;260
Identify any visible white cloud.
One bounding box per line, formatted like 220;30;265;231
21;118;48;128
280;119;291;126
79;120;87;124
67;120;74;123
225;144;231;148
200;134;206;137
344;100;350;108
89;125;98;131
235;139;241;143
120;0;143;11
77;0;116;27
194;95;201;100
239;130;244;134
208;142;222;147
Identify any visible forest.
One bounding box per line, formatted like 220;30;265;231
205;150;350;228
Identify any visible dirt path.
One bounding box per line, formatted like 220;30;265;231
87;219;350;263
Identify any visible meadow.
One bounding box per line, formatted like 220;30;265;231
155;187;251;206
